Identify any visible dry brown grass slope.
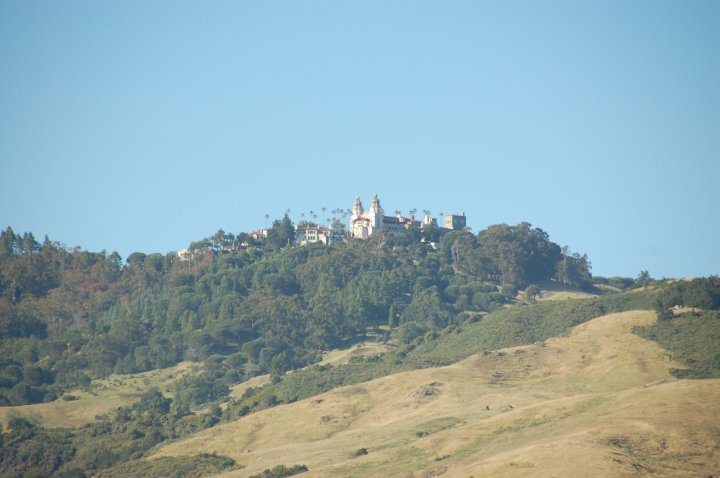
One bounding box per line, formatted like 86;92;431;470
155;311;720;478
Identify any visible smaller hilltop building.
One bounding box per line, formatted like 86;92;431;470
296;225;331;245
444;213;467;231
350;194;466;239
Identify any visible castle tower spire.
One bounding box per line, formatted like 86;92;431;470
352;196;364;217
370;193;383;215
369;194;384;230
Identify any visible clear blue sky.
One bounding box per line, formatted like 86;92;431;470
1;0;718;279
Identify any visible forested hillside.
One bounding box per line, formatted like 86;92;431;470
0;220;593;407
0;221;718;477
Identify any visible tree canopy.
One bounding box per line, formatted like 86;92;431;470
0;220;584;406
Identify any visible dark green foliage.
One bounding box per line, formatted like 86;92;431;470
394;322;431;344
267;215;296;250
352;447;368;457
555;248;593;290
437;223;568;287
656;307;674;322
594;288;659;312
400;287;451;329
0;416;76;478
92;453;237;478
270;351;290;382
0;230;130;404
171;371;229;410
54;468;88;478
655;277;720;311
524;284;541;301
636;270;653;287
634;310;720;378
474;223;563;286
136;388;171;415
248;464;309;478
500;283;518;299
606;276;635;290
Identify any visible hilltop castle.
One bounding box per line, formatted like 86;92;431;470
241;194;467;247
350;194;466;239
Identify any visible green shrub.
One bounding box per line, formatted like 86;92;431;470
352;447;369;457
248;464;308;478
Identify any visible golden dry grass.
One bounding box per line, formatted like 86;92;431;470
155;311;720;477
537;290;597;301
319;342;396;366
230;374;272;400
0;361;196;428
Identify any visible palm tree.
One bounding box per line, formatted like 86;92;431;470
345;209;352;238
395;210;402;217
321;207;327;224
410;208;417;219
264;213;269;229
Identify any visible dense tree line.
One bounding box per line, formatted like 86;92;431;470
438;223;592;290
0;221;592;406
655;277;720;313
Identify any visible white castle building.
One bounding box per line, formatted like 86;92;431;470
350;194;466;239
350;194;418;239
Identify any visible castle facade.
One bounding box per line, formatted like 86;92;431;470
350;194;465;239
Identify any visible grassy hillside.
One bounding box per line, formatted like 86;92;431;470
229;290;659;411
93;453;238;478
156;310;720;477
409;286;658;363
2;278;715;477
634;308;720;378
0;361;196;428
2;226;716;477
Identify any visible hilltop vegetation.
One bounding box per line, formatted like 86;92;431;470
0;222;717;477
0;221;591;407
